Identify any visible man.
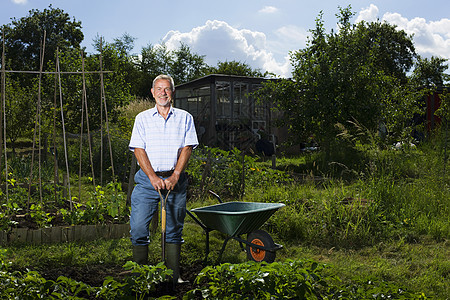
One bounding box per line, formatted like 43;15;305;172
129;74;198;285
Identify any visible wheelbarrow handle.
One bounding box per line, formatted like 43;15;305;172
208;190;223;203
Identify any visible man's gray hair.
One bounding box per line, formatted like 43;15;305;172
153;74;175;91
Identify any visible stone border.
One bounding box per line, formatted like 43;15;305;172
0;224;129;245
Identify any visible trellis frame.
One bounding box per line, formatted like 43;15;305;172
0;31;116;211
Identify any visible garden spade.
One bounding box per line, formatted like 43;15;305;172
158;189;171;262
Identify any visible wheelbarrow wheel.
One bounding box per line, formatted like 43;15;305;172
246;230;276;263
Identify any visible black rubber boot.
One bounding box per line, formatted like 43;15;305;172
132;245;148;265
165;243;188;289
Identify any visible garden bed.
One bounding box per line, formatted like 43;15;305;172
0;223;129;246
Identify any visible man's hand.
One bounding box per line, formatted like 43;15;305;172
164;171;180;190
162;146;192;190
149;174;166;191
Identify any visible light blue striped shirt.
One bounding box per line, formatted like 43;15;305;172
129;106;198;172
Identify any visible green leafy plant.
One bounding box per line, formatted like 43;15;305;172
95;276;127;299
122;261;174;300
56;181;127;226
30;203;55;228
51;275;95;299
186;260;330;299
0;251;174;300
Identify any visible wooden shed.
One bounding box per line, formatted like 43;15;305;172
175;74;280;153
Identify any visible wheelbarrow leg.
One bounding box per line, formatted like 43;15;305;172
186;210;211;265
204;230;210;264
238;236;245;252
217;236;233;263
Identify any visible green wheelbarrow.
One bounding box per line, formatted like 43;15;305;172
187;191;285;263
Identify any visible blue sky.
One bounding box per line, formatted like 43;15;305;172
2;0;450;77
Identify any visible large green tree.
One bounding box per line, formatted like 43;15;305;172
170;43;209;85
135;43;209;97
135;43;172;98
257;6;418;158
1;5;83;73
1;6;85;148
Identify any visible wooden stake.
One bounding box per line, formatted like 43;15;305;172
56;48;72;210
27;30;46;209
98;38;117;195
1;30;8;204
80;51;96;187
78;52;86;202
53;69;59;201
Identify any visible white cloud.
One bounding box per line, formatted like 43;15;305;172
259;6;278;14
382;13;450;60
267;25;307;68
12;0;28;4
161;20;291;77
355;4;379;23
356;5;450;61
274;25;308;48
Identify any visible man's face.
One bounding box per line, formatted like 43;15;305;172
151;79;173;107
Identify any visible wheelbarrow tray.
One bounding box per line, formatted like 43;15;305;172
191;202;285;237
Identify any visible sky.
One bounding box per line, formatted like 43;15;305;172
1;0;450;78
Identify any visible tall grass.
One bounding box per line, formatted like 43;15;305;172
116;96;154;120
224;136;449;249
248;180;385;248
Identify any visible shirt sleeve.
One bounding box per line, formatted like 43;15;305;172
129;113;146;151
184;113;199;149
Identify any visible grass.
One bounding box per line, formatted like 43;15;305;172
279;237;449;299
1;137;449;298
5;239;132;269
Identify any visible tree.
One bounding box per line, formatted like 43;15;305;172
170;43;208;85
85;36;137;130
135;43;172;97
208;60;267;77
0;5;84;150
257;6;418;159
135;43;209;97
1;5;83;73
358;21;415;82
112;32;136;55
411;56;450;87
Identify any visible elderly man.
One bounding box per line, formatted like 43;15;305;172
129;74;198;285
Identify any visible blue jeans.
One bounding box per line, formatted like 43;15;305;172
130;169;188;246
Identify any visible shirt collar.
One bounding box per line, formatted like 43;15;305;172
151;106;174;118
